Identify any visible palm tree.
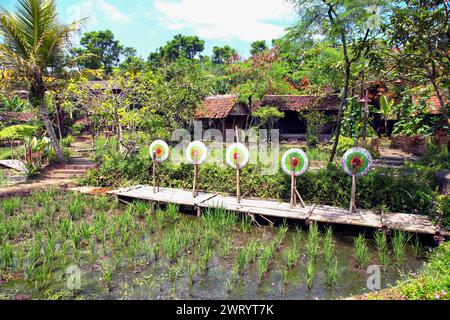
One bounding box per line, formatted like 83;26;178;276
0;0;82;163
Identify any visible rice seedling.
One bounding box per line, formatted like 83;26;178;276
70;228;82;262
151;243;160;261
391;230;412;264
168;264;179;283
44;203;57;223
93;212;107;239
373;231;390;267
306;259;315;289
199;248;213;272
411;235;423;258
68;196;85;220
99;262;113;291
202;207;236;231
0;242;13;269
282;243;299;268
166;203;179;221
43;227;57;266
35;192;50;206
1;218;22;241
233;248;248;276
325;258;338;287
374;231;387;254
78;222;92;241
187;261;198;286
146;215;156;233
33;264;52;289
307;222;320;261
281;268;290;286
257;245;276;284
30;210;44;229
88;236;97;264
125;236;142;267
240;213;252;233
220;236;233;259
354;234;369;268
92;196;110;211
59;217;71;239
323;227;334;266
163;230;180;263
156;209;165;228
2;197;21;215
134;201;150;219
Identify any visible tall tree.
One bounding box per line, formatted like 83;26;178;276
148;34;205;68
72;30;124;74
250;40;268;55
386;0;449;128
212;45;237;64
289;0;389;162
0;0;82;162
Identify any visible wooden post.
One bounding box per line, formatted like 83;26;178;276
193;163;199;198
349;167;357;214
157;161;160;192
152;151;156;193
290;170;295;209
237;165;241;204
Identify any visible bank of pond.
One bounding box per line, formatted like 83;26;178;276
0;191;433;300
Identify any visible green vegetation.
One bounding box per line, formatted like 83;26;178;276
369;242;450;300
354;234;369;268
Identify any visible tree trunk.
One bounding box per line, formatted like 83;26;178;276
30;76;65;164
38;103;65;163
330;62;351;163
430;77;449;130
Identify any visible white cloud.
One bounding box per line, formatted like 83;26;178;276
97;1;132;23
66;0;131;25
154;0;296;42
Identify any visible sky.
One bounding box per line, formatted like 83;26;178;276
1;0;299;59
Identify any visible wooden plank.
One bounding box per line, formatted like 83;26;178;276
107;185;450;236
109;186;217;206
200;195;311;220
0;160;26;172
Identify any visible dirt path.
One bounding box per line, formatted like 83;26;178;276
0;136;97;198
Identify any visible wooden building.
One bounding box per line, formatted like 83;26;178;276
195;94;251;134
195;94;341;141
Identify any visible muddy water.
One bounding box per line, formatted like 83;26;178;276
0;213;424;300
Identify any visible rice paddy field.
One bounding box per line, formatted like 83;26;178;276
0;190;426;300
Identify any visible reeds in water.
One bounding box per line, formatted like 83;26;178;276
323;227;338;286
374;231;390;267
391;230;411;264
354;234;369;268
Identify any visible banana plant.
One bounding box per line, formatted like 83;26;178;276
378;95;395;135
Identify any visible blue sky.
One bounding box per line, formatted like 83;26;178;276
1;0;299;59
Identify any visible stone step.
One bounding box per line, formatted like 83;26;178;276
70;157;95;164
42;173;83;179
65;165;96;170
51;169;87;175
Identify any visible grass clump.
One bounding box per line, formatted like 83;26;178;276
354;234;369;268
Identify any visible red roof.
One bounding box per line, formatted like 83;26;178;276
196;94;341;119
195;94;239;119
413;96;449;115
255;94;341;112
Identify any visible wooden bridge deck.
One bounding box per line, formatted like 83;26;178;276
108;185;449;237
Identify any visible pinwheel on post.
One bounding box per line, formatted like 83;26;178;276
186;141;208;198
226;143;249;203
149;140;170;193
281;149;309;209
342;147;373;214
